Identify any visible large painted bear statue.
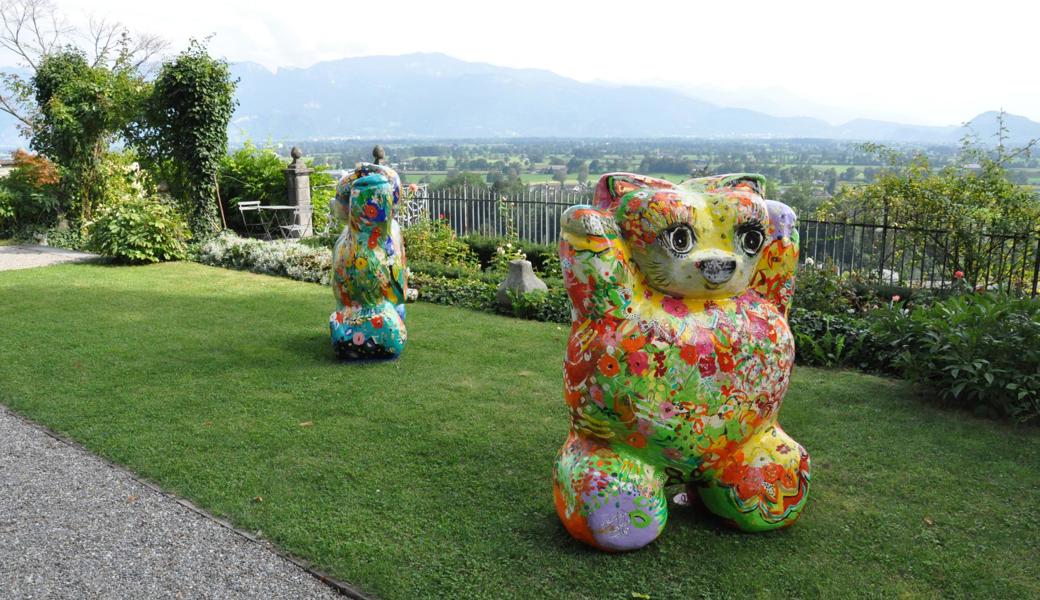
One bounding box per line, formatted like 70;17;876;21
553;172;809;551
329;163;408;359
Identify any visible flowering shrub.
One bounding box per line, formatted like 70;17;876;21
87;194;190;263
460;235;558;275
489;241;526;274
402;217;480;271
788;308;875;369
872;292;1040;423
793;260;893;315
408;272;496;312
197;231;332;283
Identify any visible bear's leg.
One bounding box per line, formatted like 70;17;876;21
329;302;406;359
553;434;667;551
695;425;810;532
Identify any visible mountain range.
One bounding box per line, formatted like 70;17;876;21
225;53;1040;145
2;52;1039;147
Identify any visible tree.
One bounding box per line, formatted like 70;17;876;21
491;173;526;196
30;48;145;220
823;141;1040;232
0;148;61;231
217;141;285;230
763;178;780;200
576;161;590;185
823;168;838;195
779;181;819;215
552;167;568;190
431;171;487;192
141;39;237;238
1;0;164;137
820;140;1040;286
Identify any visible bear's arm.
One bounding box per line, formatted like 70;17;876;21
750;200;799;317
560;205;631;321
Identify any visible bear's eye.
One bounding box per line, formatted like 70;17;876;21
662;224;695;256
737;224;766;256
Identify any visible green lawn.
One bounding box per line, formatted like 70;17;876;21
1;262;1037;599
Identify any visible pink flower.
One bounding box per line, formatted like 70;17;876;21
954;270;964;279
891;295;901;303
659;402;679;420
627;351;649;376
352;331;366;345
662;296;688;318
589;385;605;408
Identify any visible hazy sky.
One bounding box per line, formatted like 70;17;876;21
5;0;1038;126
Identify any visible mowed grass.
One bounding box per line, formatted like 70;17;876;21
1;262;1038;599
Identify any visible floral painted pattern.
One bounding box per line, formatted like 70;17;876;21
553;172;809;552
329;163;408;359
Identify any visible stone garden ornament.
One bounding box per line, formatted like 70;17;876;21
329;162;408;358
553;172;808;551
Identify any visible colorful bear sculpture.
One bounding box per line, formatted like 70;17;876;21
553;172;809;551
329;163;408;359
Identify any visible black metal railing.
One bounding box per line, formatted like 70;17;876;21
410;187;1040;296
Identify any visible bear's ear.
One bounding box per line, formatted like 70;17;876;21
594;173;675;211
683;173;767;198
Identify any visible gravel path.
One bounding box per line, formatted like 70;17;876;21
0;245;99;271
0;406;344;599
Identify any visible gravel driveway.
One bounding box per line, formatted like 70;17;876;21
0;406;345;599
0;245;99;271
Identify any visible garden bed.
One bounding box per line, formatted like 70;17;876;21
0;262;1037;598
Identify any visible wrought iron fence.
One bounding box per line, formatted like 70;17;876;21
405;187;1040;297
412;186;591;246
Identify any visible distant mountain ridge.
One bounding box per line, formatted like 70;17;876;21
1;52;1038;147
227;53;1039;144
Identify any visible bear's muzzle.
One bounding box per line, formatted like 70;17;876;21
695;258;737;285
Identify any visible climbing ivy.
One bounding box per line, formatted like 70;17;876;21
143;39;237;239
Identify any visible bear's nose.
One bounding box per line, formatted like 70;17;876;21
695;258;737;285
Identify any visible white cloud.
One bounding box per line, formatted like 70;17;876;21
5;0;1038;125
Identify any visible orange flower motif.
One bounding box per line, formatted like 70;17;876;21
372;315;384;329
597;355;620;377
718;352;736;373
625;432;647;449
620;335;646;353
679;344;698;365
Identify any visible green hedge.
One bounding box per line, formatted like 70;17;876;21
460;234;557;272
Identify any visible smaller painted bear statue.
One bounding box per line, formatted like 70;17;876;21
329;163;408;359
553;172;808;552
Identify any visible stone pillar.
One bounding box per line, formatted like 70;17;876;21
284;146;313;237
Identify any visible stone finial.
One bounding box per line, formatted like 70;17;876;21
372;145;385;165
291;146;303;160
496;259;548;310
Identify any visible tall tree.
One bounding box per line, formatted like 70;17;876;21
1;0;164;138
142;40;237;238
30;48;145;219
